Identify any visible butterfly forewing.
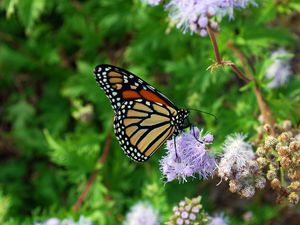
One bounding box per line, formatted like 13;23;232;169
94;64;176;112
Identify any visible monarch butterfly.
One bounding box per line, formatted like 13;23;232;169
94;64;189;162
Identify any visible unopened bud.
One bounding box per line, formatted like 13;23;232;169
264;124;272;134
288;181;300;191
288;169;300;180
256;146;266;156
282;120;292;131
277;146;289;157
265;136;278;149
271;178;281;190
278;132;291;143
256;157;268;168
229;180;241;193
288;192;299;205
267;169;277;180
241;186;255;198
255;176;266;189
289;141;300;151
280;157;291;168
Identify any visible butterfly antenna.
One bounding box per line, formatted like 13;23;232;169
187;108;218;122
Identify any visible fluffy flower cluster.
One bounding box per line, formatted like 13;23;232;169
35;216;92;225
124;202;160;225
255;121;300;205
208;214;228;225
160;127;216;183
143;0;256;36
265;48;293;89
166;196;208;225
218;133;265;198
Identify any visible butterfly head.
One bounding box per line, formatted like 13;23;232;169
173;109;190;135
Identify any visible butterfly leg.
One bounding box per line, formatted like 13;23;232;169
173;135;180;162
191;125;203;144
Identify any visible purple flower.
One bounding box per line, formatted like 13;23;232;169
164;0;256;35
265;48;293;89
218;133;254;179
160;127;216;183
124;202;160;225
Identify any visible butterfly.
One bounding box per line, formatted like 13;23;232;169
94;64;189;162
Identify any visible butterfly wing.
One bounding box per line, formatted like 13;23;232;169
94;64;177;113
114;99;177;162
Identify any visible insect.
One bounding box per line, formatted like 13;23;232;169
94;64;189;162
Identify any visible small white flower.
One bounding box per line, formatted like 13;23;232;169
124;202;160;225
265;48;293;89
143;0;161;6
218;133;254;178
208;214;228;225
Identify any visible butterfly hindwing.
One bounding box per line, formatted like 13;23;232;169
114;99;176;162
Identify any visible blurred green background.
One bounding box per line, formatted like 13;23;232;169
0;0;300;224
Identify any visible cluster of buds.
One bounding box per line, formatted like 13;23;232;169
226;164;266;199
255;120;300;205
166;196;208;225
217;134;266;198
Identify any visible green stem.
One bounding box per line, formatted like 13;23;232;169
280;167;285;187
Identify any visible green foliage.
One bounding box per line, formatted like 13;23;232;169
0;0;299;224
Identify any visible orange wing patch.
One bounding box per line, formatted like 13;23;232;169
122;90;141;99
140;90;170;107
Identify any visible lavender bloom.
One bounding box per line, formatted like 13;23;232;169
218;133;254;179
165;0;256;35
265;48;293;89
124;202;160;225
208;214;228;225
218;133;265;198
35;216;92;225
143;0;162;6
160;127;216;183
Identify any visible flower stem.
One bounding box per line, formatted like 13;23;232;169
207;26;222;64
206;26;275;127
73;132;112;212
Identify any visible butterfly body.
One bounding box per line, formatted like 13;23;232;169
94;64;189;162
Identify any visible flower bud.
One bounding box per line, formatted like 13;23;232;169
292;154;300;165
282;120;292;131
263;124;272;134
280;157;291;168
288;192;299;205
265;136;278;149
277;146;289;157
241;186;255;198
229;180;241;193
289;141;300;151
255;176;266;189
288;181;300;191
271;178;281;190
278;132;291;143
256;146;266;156
256;157;268;168
267;169;277;180
288;169;300;180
